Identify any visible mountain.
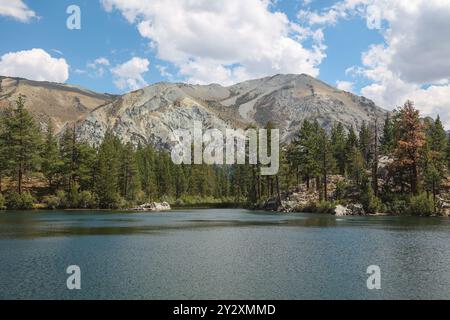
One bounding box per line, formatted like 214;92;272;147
76;74;388;147
0;76;114;132
0;74;388;147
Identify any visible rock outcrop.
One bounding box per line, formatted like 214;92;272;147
333;204;365;216
132;202;171;212
74;74;388;147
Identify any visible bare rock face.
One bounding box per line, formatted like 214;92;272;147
75;74;388;147
0;76;114;132
0;74;388;147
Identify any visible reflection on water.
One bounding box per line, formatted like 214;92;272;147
0;209;450;299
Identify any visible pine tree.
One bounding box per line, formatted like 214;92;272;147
155;151;173;198
41;122;61;189
0;109;10;193
59;125;78;192
119;142;141;201
2;96;42;194
96;131;121;208
381;114;395;155
173;164;187;199
392;101;426;195
316;127;335;201
136;144;157;201
76;142;97;191
348;147;366;187
331;122;346;175
344;126;359;176
427;115;447;175
359;121;373;167
293;120;320;189
422;116;448;210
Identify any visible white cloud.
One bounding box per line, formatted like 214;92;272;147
93;57;110;66
87;57;111;77
336;80;354;92
0;48;69;82
0;0;36;22
101;0;326;85
111;57;149;91
156;65;175;82
300;0;450;127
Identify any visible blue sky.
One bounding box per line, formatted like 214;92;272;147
1;0;450;126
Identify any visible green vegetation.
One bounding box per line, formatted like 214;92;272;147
0;96;449;216
0;96;237;210
277;100;449;216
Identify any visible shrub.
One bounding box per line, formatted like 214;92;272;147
67;185;80;208
408;193;435;216
386;198;409;215
43;195;60;209
334;180;348;200
78;191;98;209
55;190;68;209
6;191;36;210
360;178;381;214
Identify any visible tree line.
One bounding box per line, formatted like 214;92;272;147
0;96;236;209
0;96;449;215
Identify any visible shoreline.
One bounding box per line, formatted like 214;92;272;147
1;206;449;218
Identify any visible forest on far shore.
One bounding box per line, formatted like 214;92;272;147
1;95;449;216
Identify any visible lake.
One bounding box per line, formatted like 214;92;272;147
1;209;450;300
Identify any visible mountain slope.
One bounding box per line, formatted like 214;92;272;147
75;74;388;147
0;76;114;131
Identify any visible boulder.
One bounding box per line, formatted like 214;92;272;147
334;205;350;216
132;202;171;212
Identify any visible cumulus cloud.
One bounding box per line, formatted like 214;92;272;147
336;80;354;92
87;57;111;77
0;0;36;22
111;57;149;91
300;0;450;127
0;48;69;82
101;0;326;85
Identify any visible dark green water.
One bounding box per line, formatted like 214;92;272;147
1;209;450;300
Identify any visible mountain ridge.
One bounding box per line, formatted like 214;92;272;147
0;74;388;147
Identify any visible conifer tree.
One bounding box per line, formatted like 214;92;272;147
316;127;335;201
96;131;121;208
41;122;61;189
119;142;141;201
359;121;373;167
2;96;42;194
392;101;426;195
0;109;10;193
293;120;319;189
381;114;395;155
331;122;347;175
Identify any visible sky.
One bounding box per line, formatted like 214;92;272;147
1;0;450;126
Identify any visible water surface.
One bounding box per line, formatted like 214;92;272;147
1;209;450;299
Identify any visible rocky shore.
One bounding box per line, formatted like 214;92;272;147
258;175;450;217
131;202;171;212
